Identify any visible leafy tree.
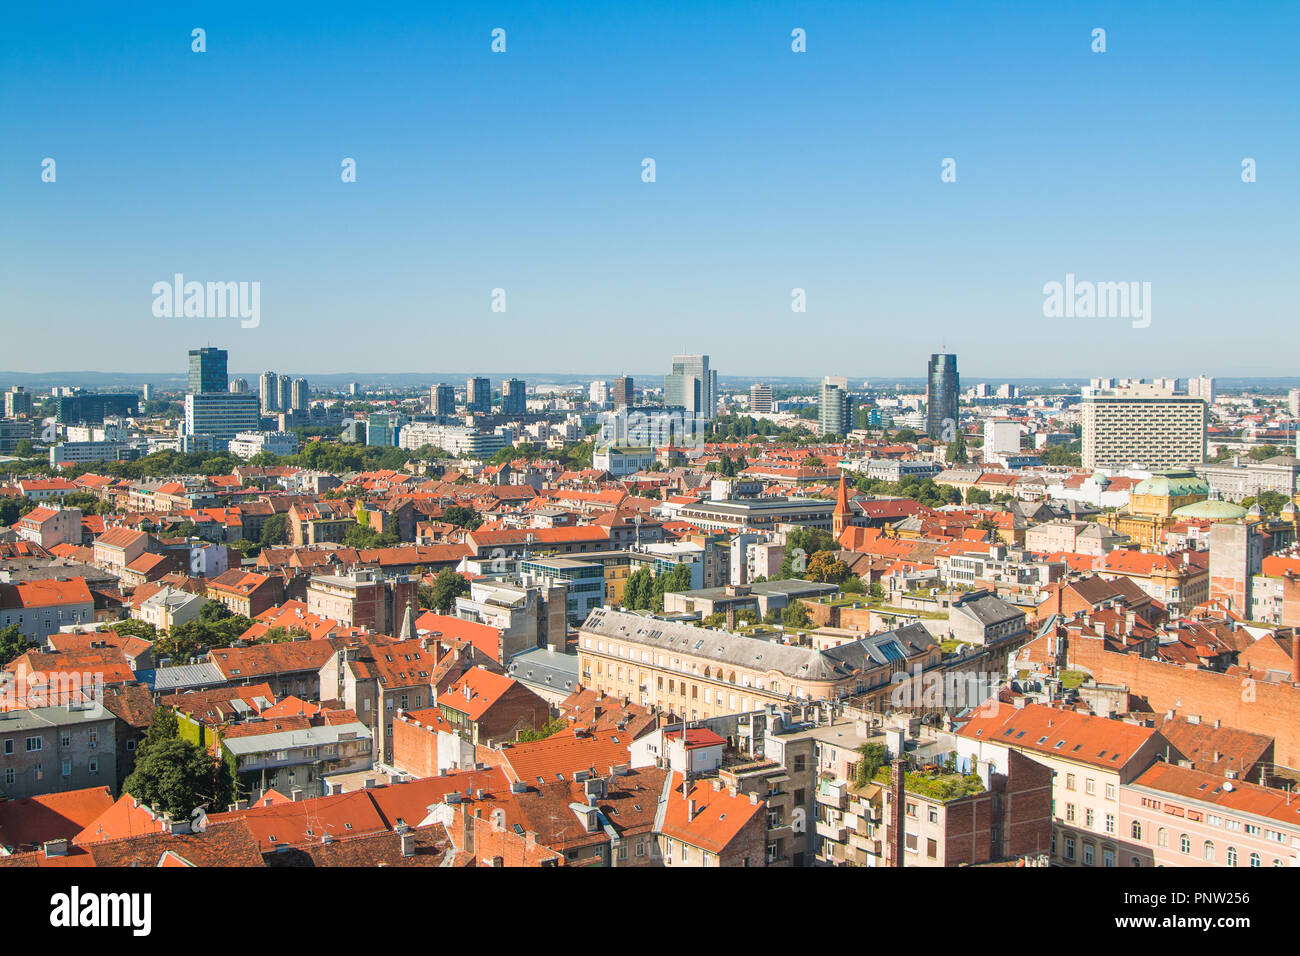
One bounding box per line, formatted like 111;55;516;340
945;432;969;464
966;487;992;504
14;439;34;457
0;496;36;525
781;602;812;629
104;618;158;641
429;568;470;612
343;523;399;549
854;742;890;786
0;623;31;666
805;550;850;584
259;513;288;546
869;581;886;601
124;736;234;821
441;505;482;531
840;576;864;594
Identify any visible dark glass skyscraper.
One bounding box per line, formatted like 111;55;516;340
188;348;228;395
925;352;959;439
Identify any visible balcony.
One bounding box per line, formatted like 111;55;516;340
816;779;847;810
816;818;848;842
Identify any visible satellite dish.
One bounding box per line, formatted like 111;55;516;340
1223;781;1234;792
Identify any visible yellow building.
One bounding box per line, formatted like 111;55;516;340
1100;472;1208;549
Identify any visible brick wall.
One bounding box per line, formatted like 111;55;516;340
1068;636;1300;770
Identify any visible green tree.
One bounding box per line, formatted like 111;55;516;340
0;623;31;666
124;737;235;821
945;432;969;464
441;505;482;531
782;602;812;629
854;742;890;786
259;513;288;546
429;568;470;612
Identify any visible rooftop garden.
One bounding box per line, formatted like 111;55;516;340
873;765;986;802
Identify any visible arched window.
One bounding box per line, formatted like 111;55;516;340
1131;857;1141;867
1226;846;1238;867
1250;852;1261;868
1130;821;1142;841
1180;834;1190;854
1203;841;1214;863
1157;828;1167;848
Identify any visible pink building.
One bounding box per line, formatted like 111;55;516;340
1121;762;1300;867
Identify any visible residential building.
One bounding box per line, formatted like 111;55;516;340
1081;381;1207;470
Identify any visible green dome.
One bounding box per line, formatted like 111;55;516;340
1134;474;1210;498
1172;500;1247;520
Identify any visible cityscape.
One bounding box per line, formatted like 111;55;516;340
1;0;1295;931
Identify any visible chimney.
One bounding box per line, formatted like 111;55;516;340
525;830;537;852
749;791;759;806
687;798;697;821
1291;631;1300;685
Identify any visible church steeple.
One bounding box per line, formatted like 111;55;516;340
833;472;852;537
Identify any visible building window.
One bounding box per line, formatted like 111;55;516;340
1105;813;1115;835
927;838;937;859
25;737;41;752
1065;773;1075;791
1103;847;1114;867
1157;828;1167;848
1131;821;1142;841
1249;852;1261;868
1180;834;1190;854
1204;841;1214;863
1066;803;1075;822
1085;808;1094;828
1083;843;1094;866
1085;778;1095;795
61;759;72;777
1226;846;1238;867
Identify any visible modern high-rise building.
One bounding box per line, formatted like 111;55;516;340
430;384;457;416
466;377;492;414
349;382;361;397
1080;381;1207;470
1186;375;1215;405
502;378;527;416
664;354;717;420
819;377;853;437
925;352;959;439
229;378;249;394
367;411;406;447
588;380;609;405
749;383;774;415
259;371;279;413
3;386;33;419
290;377;310;412
187;348;228;395
141;383;154;402
612;375;634;409
278;376;292;413
185;393;260;446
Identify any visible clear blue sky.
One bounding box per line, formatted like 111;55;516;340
2;0;1297;380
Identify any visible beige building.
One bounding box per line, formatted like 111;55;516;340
1081;383;1206;470
577;608;937;719
956;702;1169;868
